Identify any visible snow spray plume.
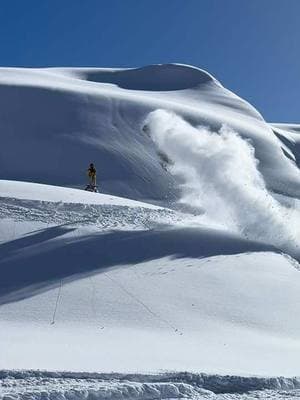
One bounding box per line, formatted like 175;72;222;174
145;109;300;258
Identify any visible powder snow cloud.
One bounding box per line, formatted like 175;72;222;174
145;109;300;258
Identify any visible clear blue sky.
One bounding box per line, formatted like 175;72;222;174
1;0;299;122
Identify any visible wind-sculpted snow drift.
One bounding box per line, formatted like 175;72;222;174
145;110;300;258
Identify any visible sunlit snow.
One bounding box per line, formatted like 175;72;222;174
0;64;300;399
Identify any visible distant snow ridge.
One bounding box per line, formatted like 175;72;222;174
145;110;300;258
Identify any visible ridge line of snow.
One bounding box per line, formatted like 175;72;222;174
0;68;265;127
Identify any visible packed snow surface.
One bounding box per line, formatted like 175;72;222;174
1;64;300;398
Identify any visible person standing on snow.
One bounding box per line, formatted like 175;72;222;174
87;163;97;187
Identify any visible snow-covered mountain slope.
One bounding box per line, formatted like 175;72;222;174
0;64;299;199
1;64;300;395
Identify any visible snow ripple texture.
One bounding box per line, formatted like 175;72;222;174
1;371;300;400
0;197;179;231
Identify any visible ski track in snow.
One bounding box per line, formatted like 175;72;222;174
0;196;181;232
1;371;300;399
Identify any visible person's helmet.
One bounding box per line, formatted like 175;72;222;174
90;163;94;167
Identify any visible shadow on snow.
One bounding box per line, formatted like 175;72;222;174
0;224;278;305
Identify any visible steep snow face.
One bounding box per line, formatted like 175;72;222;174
0;64;299;199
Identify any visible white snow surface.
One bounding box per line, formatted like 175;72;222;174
1;64;300;398
0;180;161;208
